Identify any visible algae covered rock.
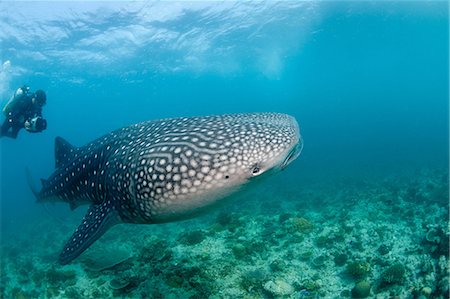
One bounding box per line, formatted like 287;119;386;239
381;263;405;285
270;259;286;272
81;246;132;271
45;267;77;287
278;213;292;223
425;226;449;257
263;279;294;296
180;230;206;245
346;261;370;279
299;250;313;261
351;280;371;298
289;217;313;233
334;253;348;266
315;235;331;248
109;277;131;290
312;255;327;268
139;239;172;264
426;228;441;243
240;268;267;291
232;244;247;259
216;212;242;231
64;287;83;299
377;244;391;255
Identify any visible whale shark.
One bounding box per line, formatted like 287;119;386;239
31;113;302;264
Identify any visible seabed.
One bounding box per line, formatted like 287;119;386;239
1;168;448;298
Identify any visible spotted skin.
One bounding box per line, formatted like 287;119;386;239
35;113;302;264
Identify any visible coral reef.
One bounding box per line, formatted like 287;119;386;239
346;261;370;279
289;217;314;233
1;168;448;298
264;278;294;296
109;277;131;291
81;246;133;271
380;263;405;285
351;280;371;298
179;230;206;245
334;253;348;266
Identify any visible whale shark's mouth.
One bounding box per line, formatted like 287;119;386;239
280;138;303;170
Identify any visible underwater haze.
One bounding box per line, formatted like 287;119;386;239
0;1;448;298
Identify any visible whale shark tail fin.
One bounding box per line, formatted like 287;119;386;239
59;203;121;265
25;167;41;200
26;167;64;223
25;167;51;203
55;136;78;169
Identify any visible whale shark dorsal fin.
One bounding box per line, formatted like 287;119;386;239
59;203;121;265
55;136;77;169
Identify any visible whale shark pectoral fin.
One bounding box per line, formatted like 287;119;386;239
55;136;77;169
59;203;121;265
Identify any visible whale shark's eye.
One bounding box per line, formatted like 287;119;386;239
252;166;260;175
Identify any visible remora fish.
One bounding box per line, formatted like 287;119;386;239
31;113;302;264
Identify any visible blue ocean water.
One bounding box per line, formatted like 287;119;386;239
0;1;448;298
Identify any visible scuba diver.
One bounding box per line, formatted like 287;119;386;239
1;86;47;139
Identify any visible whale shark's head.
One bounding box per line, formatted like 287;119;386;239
133;113;302;221
241;113;301;174
212;113;301;181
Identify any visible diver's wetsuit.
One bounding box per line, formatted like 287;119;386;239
1;87;43;139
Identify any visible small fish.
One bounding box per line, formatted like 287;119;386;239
30;113;302;264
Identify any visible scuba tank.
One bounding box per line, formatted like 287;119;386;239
2;86;30;116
